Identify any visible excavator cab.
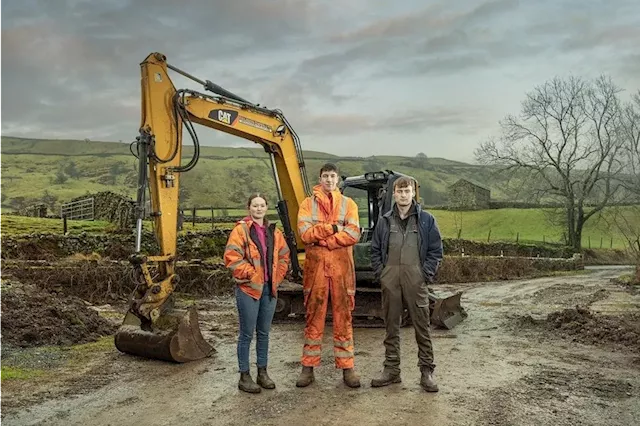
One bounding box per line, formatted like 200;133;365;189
343;170;467;329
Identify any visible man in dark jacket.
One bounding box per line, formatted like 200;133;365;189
370;176;443;392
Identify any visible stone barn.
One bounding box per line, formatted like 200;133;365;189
448;179;491;210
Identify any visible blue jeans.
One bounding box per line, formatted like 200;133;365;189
235;285;277;373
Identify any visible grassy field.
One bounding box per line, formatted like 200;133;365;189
1;136;511;213
3;206;637;250
0;214;237;236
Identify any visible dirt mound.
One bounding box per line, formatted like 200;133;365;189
1;279;118;347
516;307;640;353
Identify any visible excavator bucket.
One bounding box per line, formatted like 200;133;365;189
429;291;467;330
115;306;215;363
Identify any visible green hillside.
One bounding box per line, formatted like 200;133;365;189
2;206;636;250
1;136;509;212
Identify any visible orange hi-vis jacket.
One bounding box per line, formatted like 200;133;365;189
224;217;291;299
297;185;361;302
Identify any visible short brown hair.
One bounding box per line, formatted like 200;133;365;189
393;177;415;191
247;193;268;208
319;162;339;176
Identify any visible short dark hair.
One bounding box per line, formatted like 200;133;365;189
393;177;415;191
319;162;339;176
247;193;268;208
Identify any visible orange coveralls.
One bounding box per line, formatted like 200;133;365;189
297;184;361;368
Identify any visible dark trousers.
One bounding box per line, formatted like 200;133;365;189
380;264;435;374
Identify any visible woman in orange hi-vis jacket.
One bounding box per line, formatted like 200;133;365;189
224;193;291;394
295;163;362;389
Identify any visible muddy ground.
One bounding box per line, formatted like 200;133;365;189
2;265;639;426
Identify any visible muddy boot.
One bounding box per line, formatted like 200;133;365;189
343;368;361;388
371;369;401;388
257;367;275;389
238;372;261;394
296;366;315;387
420;367;438;392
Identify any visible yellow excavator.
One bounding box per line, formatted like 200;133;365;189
114;52;465;363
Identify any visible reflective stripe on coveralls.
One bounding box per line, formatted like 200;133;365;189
297;184;361;368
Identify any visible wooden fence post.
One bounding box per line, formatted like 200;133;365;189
63;214;68;234
211;207;214;229
192;207;196;228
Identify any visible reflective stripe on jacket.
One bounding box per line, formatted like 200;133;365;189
297;184;361;298
224;217;291;299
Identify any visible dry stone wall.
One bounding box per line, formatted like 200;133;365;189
69;191;137;229
19;203;48;218
2;230;577;261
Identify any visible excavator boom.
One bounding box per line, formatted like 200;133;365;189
115;52;310;362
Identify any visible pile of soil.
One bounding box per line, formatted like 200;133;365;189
516;307;640;353
1;279;118;347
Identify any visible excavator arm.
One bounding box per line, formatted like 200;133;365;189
115;52;311;362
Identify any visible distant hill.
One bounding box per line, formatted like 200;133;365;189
1;136;509;212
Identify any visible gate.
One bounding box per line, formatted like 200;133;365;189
60;197;95;220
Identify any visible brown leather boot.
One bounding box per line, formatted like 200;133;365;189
420;367;438;392
238;372;261;394
343;368;361;388
371;369;401;387
257;367;275;389
296;366;315;387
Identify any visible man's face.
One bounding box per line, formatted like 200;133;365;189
393;184;414;207
320;170;339;192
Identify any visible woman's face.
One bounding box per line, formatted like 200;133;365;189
249;197;267;220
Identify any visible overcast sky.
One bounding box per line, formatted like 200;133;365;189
2;0;639;162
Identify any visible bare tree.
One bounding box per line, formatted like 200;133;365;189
612;90;640;282
475;75;625;250
619;90;640;195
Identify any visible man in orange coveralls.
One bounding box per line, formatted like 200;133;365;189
295;163;362;388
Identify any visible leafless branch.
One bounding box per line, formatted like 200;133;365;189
475;74;627;250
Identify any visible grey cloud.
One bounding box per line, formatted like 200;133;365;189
562;24;640;51
283;1;531;83
294;0;637;81
328;0;518;44
296;106;486;136
1;0;322;141
2;0;638;155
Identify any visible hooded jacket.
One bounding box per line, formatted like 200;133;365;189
224;216;290;300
